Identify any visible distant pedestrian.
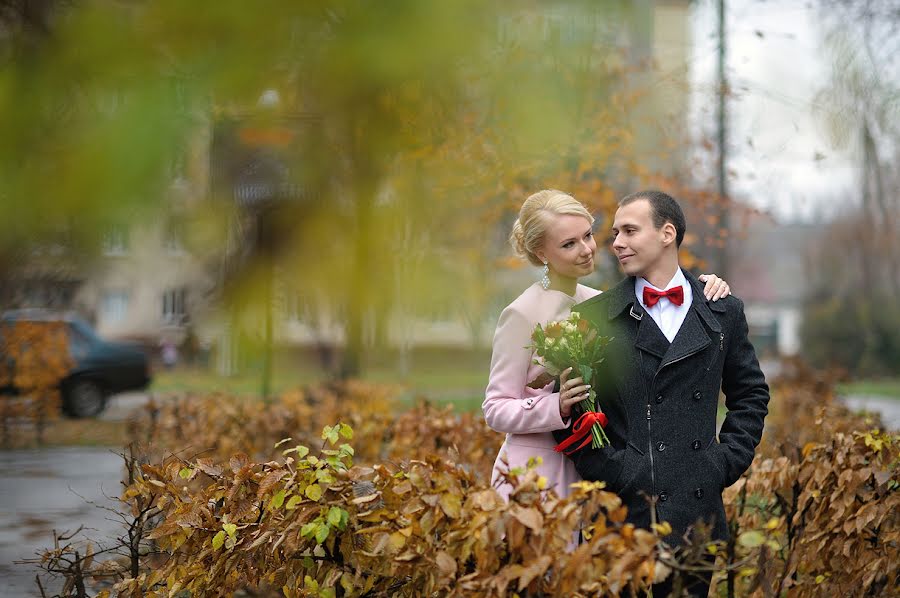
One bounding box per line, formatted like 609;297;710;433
161;339;178;369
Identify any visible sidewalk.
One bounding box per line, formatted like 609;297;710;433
840;394;900;431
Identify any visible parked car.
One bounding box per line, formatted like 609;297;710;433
0;309;151;418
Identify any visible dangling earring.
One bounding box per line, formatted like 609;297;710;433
540;262;550;290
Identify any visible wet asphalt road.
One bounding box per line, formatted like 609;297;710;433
0;447;124;597
0;391;146;597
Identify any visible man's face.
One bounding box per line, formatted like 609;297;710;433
611;199;670;278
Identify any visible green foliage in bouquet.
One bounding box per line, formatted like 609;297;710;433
529;311;613;448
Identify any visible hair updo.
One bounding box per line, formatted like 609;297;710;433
509;189;594;267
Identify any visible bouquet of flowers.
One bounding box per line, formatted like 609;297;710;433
527;311;612;453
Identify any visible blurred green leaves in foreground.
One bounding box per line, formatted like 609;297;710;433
0;1;680;377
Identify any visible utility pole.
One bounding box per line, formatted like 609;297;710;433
716;0;729;277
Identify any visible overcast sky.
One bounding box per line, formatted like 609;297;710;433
689;0;858;222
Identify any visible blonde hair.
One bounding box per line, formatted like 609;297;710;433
509;189;594;267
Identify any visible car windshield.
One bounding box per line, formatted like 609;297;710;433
69;318;101;342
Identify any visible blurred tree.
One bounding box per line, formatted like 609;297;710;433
802;0;900;375
0;0;717;381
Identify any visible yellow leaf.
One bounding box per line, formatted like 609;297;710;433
439;493;462;518
305;484;323;501
212;531;225;550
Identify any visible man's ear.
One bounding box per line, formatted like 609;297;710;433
661;222;677;247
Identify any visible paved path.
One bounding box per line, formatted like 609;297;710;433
840;394;900;431
0;391;151;597
0;447;124;597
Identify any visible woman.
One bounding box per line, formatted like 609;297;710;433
483;189;730;501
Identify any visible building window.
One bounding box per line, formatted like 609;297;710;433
102;226;129;256
101;290;129;324
164;219;185;254
162;287;187;324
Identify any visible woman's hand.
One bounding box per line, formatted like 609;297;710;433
698;274;731;301
559;367;591;419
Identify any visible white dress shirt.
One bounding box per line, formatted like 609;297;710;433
634;268;693;343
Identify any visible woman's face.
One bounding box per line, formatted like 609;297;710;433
537;214;596;282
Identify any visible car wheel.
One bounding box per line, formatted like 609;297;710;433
63;379;107;418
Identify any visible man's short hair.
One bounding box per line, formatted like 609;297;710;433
619;190;686;247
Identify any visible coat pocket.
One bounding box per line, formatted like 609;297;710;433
611;442;646;495
703;437;728;490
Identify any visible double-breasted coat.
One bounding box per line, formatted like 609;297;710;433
553;272;769;543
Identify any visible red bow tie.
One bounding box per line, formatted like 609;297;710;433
642;285;684;307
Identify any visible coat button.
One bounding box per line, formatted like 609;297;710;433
656;441;666;452
695;488;704;499
693;390;702;401
658;491;669;502
655;394;664;404
692;440;702;450
525;398;533;406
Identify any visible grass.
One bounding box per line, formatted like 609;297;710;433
836;379;900;400
2;417;129;449
151;346;492;413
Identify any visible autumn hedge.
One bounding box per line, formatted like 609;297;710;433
35;366;899;597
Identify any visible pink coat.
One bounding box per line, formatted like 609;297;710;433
483;282;602;500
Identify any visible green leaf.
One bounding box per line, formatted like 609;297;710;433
579;365;592;385
304;575;319;591
274;437;292;448
327;506;345;527
305;483;323;501
223;523;237;538
286;495;303;510
738;530;765;548
270;489;286;509
322;426;340;445
316;469;335;484
339;423;354;439
315;523;330;544
212;531;226;550
300;521;318;539
178;467;192;479
339;443;354;456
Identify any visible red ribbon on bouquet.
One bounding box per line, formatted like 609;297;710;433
554;411;609;455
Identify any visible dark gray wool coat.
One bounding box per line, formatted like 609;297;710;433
553;271;769;544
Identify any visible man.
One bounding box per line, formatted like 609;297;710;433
553;190;769;596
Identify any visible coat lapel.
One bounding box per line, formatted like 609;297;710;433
659;308;711;368
634;311;670;359
658;272;721;369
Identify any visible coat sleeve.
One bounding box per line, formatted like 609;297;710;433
482;305;569;434
713;297;770;487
